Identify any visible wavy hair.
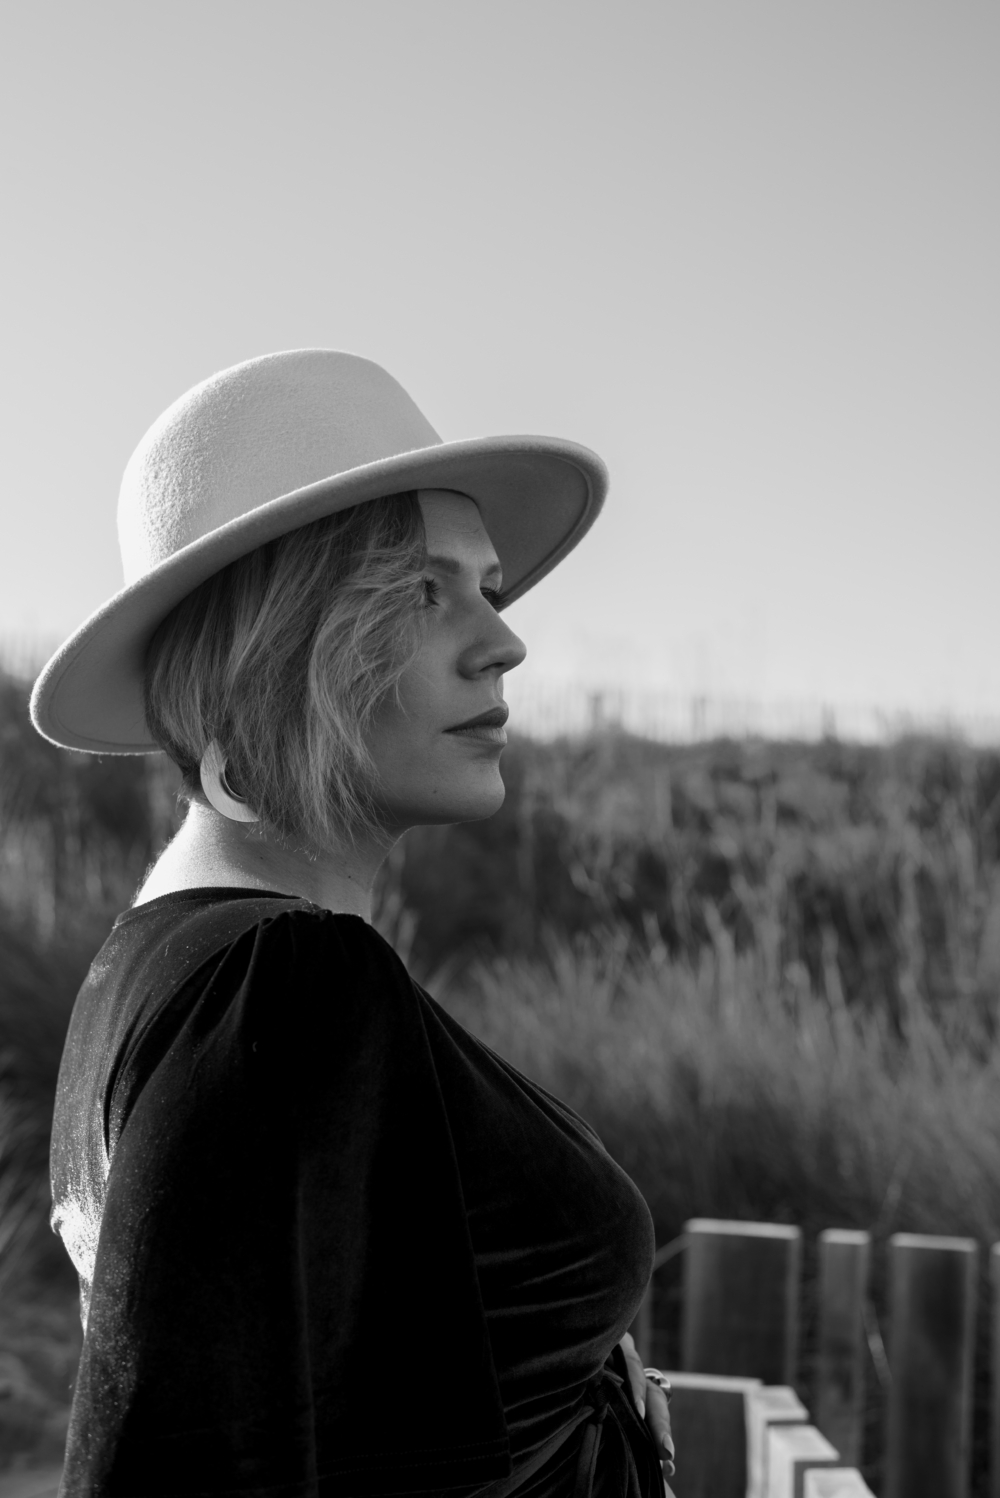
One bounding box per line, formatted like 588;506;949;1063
143;493;426;846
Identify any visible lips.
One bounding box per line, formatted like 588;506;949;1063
445;706;510;733
444;705;509;746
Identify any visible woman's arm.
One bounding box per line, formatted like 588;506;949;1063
70;909;512;1497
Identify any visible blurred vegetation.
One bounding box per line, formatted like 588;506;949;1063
5;663;1000;1485
405;730;1000;1032
440;939;1000;1495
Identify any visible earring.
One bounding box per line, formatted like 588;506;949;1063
199;740;259;823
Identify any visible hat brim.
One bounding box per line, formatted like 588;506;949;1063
30;434;607;753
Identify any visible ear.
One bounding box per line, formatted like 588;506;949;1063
199;741;260;823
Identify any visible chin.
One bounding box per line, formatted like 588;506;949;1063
405;762;507;828
449;782;507;825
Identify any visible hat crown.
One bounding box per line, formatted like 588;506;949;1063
118;350;442;584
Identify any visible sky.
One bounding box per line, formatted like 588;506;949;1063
1;1;997;723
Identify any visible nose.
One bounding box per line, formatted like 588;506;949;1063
461;605;527;679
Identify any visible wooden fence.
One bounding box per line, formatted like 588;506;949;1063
630;1218;992;1498
0;1215;992;1498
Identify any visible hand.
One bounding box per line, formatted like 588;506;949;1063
618;1332;675;1485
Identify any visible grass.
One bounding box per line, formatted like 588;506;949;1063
0;1286;80;1474
439;934;1000;1495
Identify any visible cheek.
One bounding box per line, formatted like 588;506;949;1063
367;700;506;816
384;641;453;743
366;682;439;783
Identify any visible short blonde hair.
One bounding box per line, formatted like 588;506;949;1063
143;493;426;845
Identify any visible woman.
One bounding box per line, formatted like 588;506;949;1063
31;350;675;1498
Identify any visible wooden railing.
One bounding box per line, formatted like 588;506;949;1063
631;1218;986;1498
0;1216;988;1498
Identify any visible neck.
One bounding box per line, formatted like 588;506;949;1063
135;799;394;920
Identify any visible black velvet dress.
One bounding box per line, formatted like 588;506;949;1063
50;890;661;1498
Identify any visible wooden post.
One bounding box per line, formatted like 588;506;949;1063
681;1219;801;1384
884;1233;977;1498
766;1426;840;1498
631;1234;690;1371
661;1371;760;1498
747;1386;809;1498
804;1470;876;1498
815;1229;870;1464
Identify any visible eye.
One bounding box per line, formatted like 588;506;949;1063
423;576;441;606
481;586;503;610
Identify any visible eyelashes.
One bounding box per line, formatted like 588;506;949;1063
423;577;503;610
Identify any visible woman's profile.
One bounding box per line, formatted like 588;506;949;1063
31;350;675;1497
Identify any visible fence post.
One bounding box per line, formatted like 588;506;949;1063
662;1372;760;1498
884;1233;977;1498
680;1219;801;1384
747;1386;809;1498
630;1235;690;1369
815;1229;870;1464
804;1471;877;1498
766;1425;839;1498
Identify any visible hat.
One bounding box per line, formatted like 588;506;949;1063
30;349;608;754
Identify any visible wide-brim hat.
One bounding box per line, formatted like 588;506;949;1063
30;349;608;754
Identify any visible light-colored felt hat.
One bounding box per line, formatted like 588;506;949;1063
30;349;608;755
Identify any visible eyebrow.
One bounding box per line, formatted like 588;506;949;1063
426;553;503;585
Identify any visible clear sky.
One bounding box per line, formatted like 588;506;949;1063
1;1;997;719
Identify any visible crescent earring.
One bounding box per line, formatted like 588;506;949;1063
199;740;259;823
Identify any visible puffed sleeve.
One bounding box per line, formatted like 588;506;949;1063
63;909;511;1497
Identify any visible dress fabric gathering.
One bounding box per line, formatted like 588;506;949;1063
50;889;661;1498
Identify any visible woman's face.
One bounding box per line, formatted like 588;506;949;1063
366;489;527;832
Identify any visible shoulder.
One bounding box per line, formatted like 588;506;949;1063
232;903;416;1049
108;891;396;995
227;902;408;1017
127;894;412;1040
103;899;416;1147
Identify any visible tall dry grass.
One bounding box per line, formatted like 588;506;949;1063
440;933;1000;1494
443;933;1000;1247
